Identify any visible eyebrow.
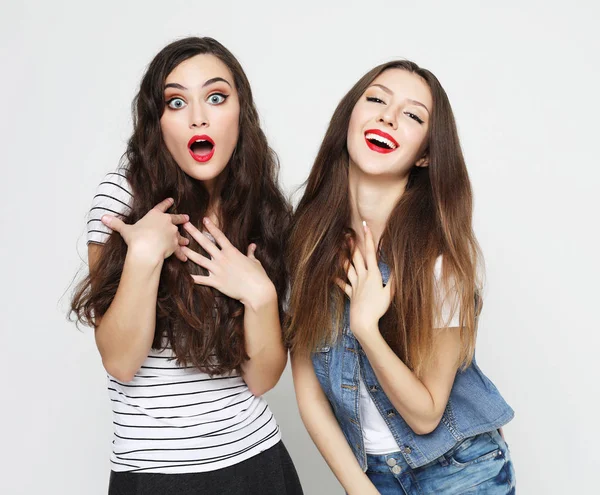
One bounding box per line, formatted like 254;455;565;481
369;84;431;115
203;77;232;88
164;77;232;91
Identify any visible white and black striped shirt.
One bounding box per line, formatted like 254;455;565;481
87;170;281;473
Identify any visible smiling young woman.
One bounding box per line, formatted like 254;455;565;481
286;61;515;494
70;37;302;495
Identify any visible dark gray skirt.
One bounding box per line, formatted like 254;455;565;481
108;441;303;495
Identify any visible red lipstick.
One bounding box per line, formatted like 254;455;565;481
364;129;399;154
188;135;215;163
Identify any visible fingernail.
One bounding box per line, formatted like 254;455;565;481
102;215;111;225
184;215;189;221
362;220;367;230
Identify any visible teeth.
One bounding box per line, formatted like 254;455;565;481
195;139;208;143
365;133;397;149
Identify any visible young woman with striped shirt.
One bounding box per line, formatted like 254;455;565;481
71;37;302;495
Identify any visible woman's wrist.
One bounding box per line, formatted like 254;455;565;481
126;241;165;269
351;320;381;342
241;281;277;311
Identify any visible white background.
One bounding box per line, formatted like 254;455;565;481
1;1;598;493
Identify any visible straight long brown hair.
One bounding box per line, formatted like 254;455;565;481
286;60;482;377
70;37;291;375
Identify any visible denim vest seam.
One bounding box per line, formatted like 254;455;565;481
341;326;367;470
441;397;463;441
460;409;515;436
353;342;367;469
324;347;330;383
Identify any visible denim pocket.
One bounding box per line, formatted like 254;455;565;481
448;432;504;468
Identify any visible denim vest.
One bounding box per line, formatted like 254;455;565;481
311;261;514;470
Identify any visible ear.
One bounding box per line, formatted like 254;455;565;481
415;155;429;168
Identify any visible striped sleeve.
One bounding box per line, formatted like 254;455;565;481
87;170;133;245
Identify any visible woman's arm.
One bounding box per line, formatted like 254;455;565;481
90;198;189;382
356;325;460;435
291;352;379;495
89;242;165;383
239;288;287;396
341;222;461;435
182;218;286;396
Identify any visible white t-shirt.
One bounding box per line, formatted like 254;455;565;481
359;256;460;455
87;170;281;473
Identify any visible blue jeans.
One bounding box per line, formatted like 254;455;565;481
366;430;516;494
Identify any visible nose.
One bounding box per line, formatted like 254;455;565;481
377;109;397;130
189;103;208;129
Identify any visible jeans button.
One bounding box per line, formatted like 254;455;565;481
386;457;397;467
391;465;402;475
403;446;412;454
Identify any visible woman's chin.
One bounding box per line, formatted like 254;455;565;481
351;162;399;180
177;161;229;184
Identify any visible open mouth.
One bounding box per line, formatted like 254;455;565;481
364;129;398;154
188;135;215;162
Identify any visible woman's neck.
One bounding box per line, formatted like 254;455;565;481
348;162;408;254
200;178;222;228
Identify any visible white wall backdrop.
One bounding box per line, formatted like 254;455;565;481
1;1;598;493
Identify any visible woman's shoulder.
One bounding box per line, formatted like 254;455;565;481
97;165;133;198
86;166;133;245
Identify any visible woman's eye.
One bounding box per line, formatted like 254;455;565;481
405;112;424;124
167;98;186;109
208;93;227;105
366;96;385;104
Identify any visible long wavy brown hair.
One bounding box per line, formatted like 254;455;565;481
71;37;291;375
286;61;482;377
